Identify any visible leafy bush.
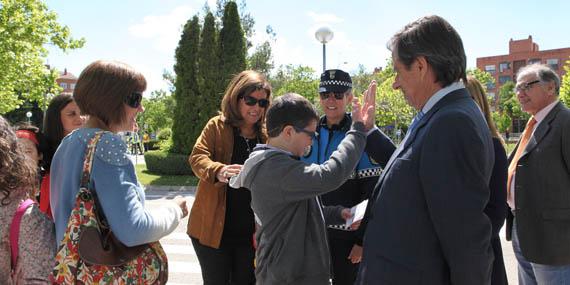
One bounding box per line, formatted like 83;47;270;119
144;150;194;175
157;128;172;141
146;139;161;151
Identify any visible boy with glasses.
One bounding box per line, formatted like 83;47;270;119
303;69;396;284
230;92;374;284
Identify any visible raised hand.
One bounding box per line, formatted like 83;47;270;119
362;80;377;131
351;80;377;131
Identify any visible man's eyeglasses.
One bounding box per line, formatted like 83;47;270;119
319;92;345;100
293;126;318;140
515;80;541;93
125;92;143;108
240;95;270;108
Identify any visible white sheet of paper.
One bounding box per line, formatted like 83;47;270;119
345;199;368;228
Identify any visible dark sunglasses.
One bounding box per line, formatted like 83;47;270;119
293;126;318;140
125;92;143;108
240;95;269;108
319;92;345;100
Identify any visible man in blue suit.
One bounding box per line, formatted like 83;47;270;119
357;15;495;285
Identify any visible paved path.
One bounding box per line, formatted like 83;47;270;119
145;191;203;285
144;189;520;285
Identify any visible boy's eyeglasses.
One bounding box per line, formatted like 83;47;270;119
319;92;345;100
125;92;143;108
514;80;540;93
293;126;318;140
240;95;269;108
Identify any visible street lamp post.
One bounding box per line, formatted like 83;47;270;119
26;111;32;124
315;27;334;72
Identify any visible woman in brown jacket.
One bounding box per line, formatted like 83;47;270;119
188;70;271;284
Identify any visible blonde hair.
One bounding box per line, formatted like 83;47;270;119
465;76;505;146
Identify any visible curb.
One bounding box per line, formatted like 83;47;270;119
144;185;196;194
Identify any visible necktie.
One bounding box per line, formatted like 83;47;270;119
507;117;537;201
407;110;425;135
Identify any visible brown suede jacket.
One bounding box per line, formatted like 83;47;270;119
187;115;266;248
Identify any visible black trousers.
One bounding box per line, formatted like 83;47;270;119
329;237;359;285
191;237;255;285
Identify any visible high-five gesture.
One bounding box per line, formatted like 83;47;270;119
351;80;377;131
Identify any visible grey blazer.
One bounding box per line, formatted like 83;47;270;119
357;88;495;285
506;101;570;265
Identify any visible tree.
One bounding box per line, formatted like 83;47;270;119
219;1;246;88
247;25;275;75
491;111;512;134
351;64;377;96
198;12;220;125
172;15;201;154
466;68;495;91
0;0;84;114
561;57;570;107
137;90;174;134
271;65;319;104
374;64;414;135
215;0;255;49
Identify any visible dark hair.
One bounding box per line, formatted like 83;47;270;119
266;93;319;138
388;15;467;87
220;70;272;137
0;116;37;205
43;94;74;169
74;60;146;127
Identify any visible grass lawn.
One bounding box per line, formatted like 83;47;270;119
135;164;199;186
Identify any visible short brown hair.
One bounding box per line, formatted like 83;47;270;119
220;70;272;135
74;60;146;127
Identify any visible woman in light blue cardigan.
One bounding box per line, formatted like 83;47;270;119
50;60;188;247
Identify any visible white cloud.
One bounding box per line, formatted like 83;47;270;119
128;5;196;53
306;11;344;24
271;35;321;73
129;63;169;95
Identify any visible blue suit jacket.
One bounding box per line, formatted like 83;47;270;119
357;88;495;285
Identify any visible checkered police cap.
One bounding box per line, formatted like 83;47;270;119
319;69;352;93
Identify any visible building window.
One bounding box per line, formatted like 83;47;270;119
499;62;510;73
499;76;512;84
486;82;496;90
60;83;68;89
70;83;76;90
485;65;496;75
547;58;559;70
528;58;541;65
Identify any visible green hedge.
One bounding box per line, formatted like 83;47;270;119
146;140;161;151
144;150;194;175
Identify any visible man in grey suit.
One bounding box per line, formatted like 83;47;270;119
506;63;570;285
356;15;495;285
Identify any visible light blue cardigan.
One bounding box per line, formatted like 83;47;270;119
50;128;181;246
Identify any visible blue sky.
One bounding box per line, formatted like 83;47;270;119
45;0;570;94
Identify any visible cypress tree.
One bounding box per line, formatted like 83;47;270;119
219;1;246;89
172;15;201;154
198;12;220;125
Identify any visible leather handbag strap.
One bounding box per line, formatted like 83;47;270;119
10;199;36;270
80;131;105;189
